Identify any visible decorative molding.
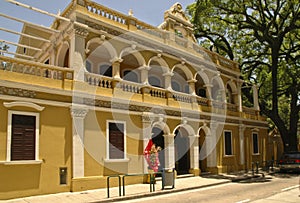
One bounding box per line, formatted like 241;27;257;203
0;86;36;98
4;101;45;111
70;106;89;118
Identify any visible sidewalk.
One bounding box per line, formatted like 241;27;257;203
1;176;232;203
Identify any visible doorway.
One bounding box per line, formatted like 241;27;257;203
199;129;207;172
151;127;165;172
174;128;190;175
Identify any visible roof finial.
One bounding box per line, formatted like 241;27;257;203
128;9;133;16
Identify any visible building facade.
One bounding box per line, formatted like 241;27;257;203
0;0;268;199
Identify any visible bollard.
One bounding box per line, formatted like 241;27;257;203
256;162;259;174
251;162;254;176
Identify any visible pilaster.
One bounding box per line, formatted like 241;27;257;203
163;134;175;169
69;25;89;81
70;105;88;178
239;124;246;165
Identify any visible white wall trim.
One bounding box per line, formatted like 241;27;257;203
4;101;45;111
6;110;40;162
106;120;127;160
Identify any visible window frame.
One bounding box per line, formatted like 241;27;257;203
252;132;259;155
6;110;40;162
106;120;127;162
223;130;233;156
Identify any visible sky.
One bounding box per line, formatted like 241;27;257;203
0;0;196;53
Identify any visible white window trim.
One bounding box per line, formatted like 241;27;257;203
106;120;127;161
6;111;40;162
252;132;260;155
223;130;233;157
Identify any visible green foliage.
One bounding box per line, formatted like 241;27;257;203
188;0;300;151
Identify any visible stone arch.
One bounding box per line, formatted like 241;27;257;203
197;124;212;137
86;37;118;59
119;47;145;82
173;124;193;175
119;47;145;67
148;56;169;88
226;80;237;94
194;69;210;98
211;74;225;101
171;64;193;93
171;64;193;80
148;56;169;73
56;41;69;67
173;123;195;137
85;38;117;75
151;121;170;135
198;124;211;172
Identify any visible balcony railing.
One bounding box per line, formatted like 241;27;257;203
0;55;73;80
0;55;261;121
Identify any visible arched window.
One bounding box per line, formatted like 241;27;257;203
99;64;112;77
123;70;139;83
226;85;234;103
197;88;206;98
172;81;181;92
86;60;92;72
149;76;161;88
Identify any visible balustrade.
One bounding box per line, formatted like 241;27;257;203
0;55;73;80
85;72;112;88
86;2;126;25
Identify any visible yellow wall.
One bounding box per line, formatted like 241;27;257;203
0;102;72;199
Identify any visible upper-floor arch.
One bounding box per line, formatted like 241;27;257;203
56;41;70;68
225;80;238;104
119;46;145;67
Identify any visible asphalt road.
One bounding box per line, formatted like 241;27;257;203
123;173;300;203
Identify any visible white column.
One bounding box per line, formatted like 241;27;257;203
252;85;260;110
163;72;174;90
142;112;154;173
110;57;123;79
70;105;88;178
164;134;175;169
138;66;151;85
237;81;243;112
69;26;89;81
188;79;197;95
207;123;217;167
239;125;246;165
204;84;213;99
189;135;199;169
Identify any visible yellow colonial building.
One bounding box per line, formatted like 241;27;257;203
0;0;268;199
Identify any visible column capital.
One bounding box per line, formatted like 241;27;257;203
141;112;155;123
162;71;174;77
74;26;89;38
70;105;88;118
138;65;151;71
187;79;197;83
110;57;123;64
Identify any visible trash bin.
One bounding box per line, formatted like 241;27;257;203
162;168;175;189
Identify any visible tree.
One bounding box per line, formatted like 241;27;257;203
187;0;300;152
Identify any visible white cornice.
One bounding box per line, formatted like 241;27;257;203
3;101;45;111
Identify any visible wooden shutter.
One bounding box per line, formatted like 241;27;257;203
109;123;124;159
11;114;36;161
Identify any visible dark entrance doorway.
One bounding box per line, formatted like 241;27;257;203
174;128;190;175
151;127;165;172
199;129;207;172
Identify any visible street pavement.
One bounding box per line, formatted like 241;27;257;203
1;175;231;203
1;172;299;203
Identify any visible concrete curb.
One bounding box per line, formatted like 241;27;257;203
91;179;231;203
